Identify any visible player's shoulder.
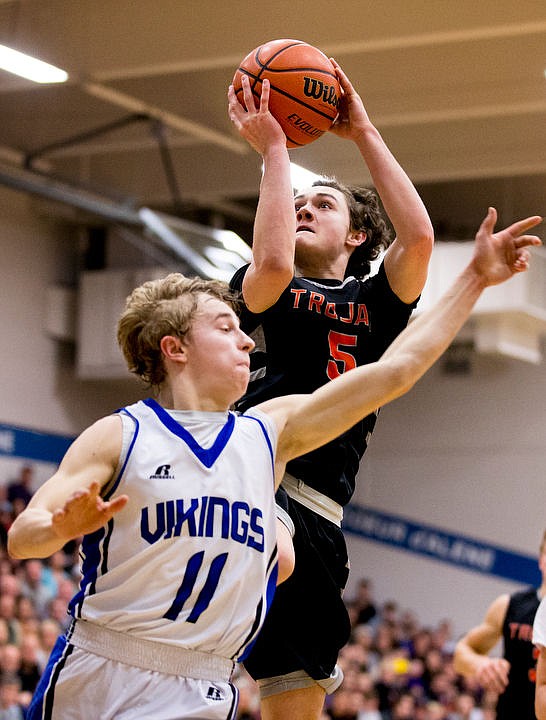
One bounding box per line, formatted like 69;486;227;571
251;395;304;432
229;263;249;291
84;413;123;440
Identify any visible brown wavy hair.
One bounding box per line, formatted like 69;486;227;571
311;177;392;278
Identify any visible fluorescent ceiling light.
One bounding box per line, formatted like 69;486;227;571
261;161;321;191
0;43;68;83
290;162;321;191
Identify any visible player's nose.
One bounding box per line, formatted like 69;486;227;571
296;204;314;221
240;331;255;353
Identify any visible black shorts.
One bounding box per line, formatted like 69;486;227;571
243;487;351;681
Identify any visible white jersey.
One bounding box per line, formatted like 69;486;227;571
68;398;278;663
533;596;546;647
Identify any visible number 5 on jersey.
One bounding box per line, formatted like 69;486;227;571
327;330;357;379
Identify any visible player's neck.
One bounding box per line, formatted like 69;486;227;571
295;258;346;281
157;385;231;413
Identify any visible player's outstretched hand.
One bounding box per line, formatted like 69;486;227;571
472;207;542;287
51;481;128;542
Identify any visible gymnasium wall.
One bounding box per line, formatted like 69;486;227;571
0;186;144;438
347;350;546;639
1;183;544;640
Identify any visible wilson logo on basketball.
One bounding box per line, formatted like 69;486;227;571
302;77;339;108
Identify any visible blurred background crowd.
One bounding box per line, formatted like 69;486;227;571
0;465;498;720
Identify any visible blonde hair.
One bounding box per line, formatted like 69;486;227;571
117;273;238;388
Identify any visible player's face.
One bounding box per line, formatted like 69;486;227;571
183;295;255;409
293;185;352;264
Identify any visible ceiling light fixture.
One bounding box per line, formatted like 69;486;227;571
290;162;321;191
0;43;68;83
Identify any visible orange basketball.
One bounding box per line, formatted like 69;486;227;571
233;39;340;148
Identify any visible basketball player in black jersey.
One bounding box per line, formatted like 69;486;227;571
454;530;546;720
228;60;435;720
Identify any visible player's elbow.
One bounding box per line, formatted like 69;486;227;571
253;252;293;279
412;219;435;252
385;357;420;400
243;264;293;313
452;641;467;676
7;529;27;560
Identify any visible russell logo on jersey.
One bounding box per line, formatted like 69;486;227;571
206;686;224;701
149;464;175;480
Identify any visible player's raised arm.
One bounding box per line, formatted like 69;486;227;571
263;208;542;467
453;594;511;693
329;59;434;304
228;77;295;312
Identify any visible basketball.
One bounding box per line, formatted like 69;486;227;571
233;39;341;148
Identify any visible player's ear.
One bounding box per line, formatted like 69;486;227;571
347;230;366;247
160;335;187;363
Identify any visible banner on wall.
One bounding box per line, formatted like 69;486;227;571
0;422;75;491
343;503;540;586
0;423;74;463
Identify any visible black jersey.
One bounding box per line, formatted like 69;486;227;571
230;263;416;505
498;587;540;720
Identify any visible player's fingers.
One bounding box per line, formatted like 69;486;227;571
495;659;510;685
486;669;507;693
241;74;255;113
106;495;129;515
51;508;66;523
513;249;531;272
259;79;270;113
515;239;542;262
87;480;101;497
479;206;498;234
506;215;543;238
330;58;352;91
227;84;241;113
67;489;88;503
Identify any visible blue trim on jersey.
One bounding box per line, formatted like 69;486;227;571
67;410;138;618
103;408;140;501
240;412;275;476
143;398;236;469
68;525;107;618
227;683;240;720
236;547;278;663
27;634;73;720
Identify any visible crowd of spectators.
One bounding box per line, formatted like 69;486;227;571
0;466;500;719
235;577;498;720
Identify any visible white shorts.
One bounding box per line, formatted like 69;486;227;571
28;636;239;720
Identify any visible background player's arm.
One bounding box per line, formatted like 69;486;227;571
329;60;434;303
228;77;295;312
260;210;541;472
453;593;511;694
8;415;127;559
276;518;295;584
